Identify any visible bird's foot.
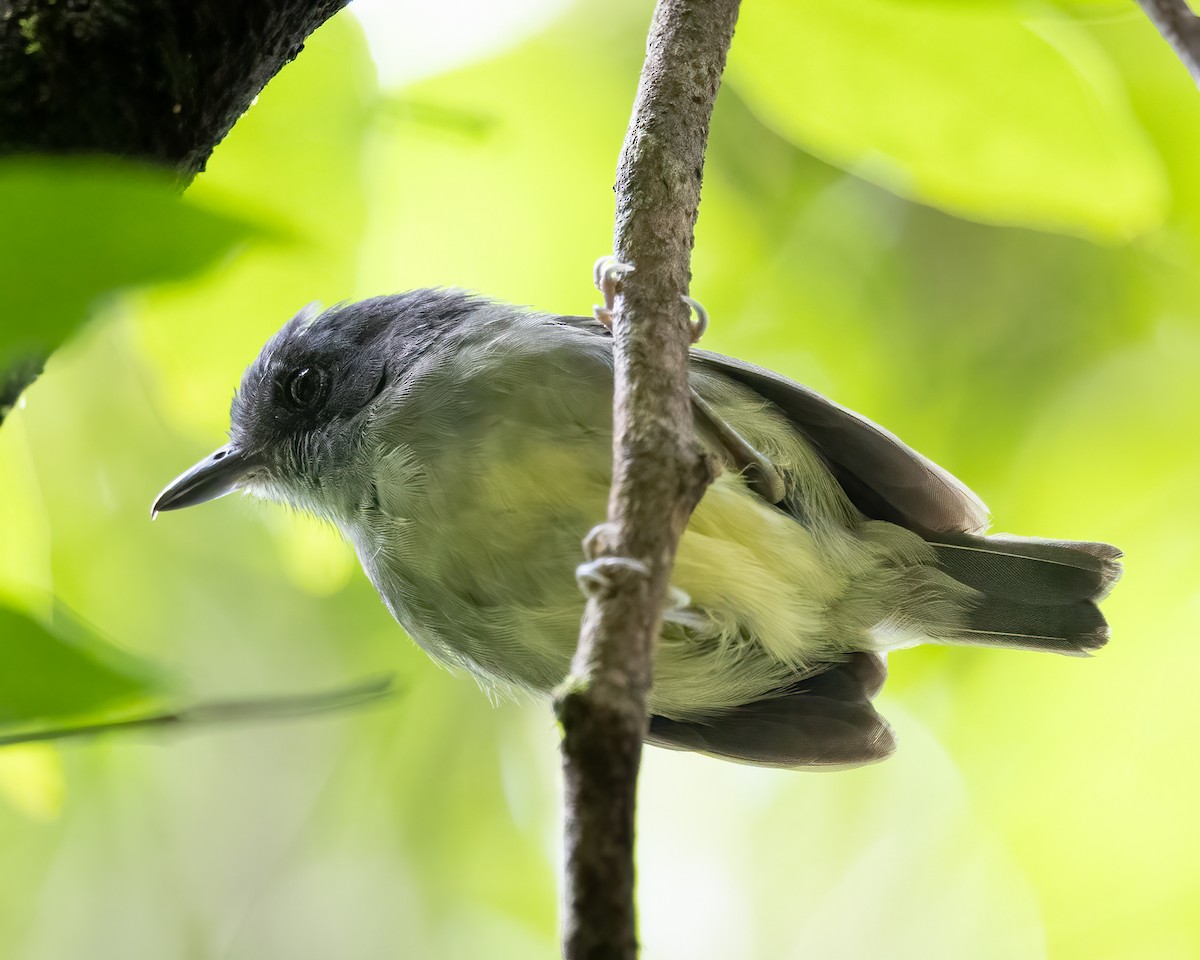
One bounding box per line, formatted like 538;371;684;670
664;585;691;610
592;256;632;331
581;522;615;561
576;556;650;598
591;256;709;344
662;589;709;630
680;295;708;344
577;522;649;597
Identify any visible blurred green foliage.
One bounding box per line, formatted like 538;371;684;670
0;158;263;364
731;0;1165;240
0;158;259;742
1;1;1197;958
0;605;162;734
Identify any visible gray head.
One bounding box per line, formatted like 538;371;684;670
152;289;484;518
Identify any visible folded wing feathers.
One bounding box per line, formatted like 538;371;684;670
691;350;991;536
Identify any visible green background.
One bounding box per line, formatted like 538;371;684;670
1;1;1196;956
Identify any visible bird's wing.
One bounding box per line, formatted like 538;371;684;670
646;653;895;768
689;349;989;535
556;313;988;534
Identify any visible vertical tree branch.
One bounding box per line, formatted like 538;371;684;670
553;1;739;956
1137;0;1200;88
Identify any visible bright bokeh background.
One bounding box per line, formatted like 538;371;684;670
3;0;1199;956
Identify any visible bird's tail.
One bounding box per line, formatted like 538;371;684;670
930;533;1122;655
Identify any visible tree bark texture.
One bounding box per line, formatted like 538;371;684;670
553;1;740;957
0;0;348;422
1136;0;1200;89
0;0;348;180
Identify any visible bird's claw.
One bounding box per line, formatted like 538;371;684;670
680;294;708;344
665;585;691;610
591;256;710;343
581;523;615;561
578;522;651;597
576;556;650;598
592;256;632;331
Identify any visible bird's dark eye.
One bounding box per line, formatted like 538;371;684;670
284;366;329;410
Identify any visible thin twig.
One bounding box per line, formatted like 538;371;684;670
0;674;395;748
553;1;739;957
1137;0;1200;88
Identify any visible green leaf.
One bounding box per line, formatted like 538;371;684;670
0;603;163;736
729;0;1167;240
0;157;265;364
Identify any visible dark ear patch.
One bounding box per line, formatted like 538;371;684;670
368;363;390;403
646;653;894;768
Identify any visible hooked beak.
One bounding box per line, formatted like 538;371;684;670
152;444;261;518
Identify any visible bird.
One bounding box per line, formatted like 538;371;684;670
152;287;1121;769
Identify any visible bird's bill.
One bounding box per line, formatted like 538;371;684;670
152;444;259;517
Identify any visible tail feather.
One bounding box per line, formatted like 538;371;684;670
646;654;894;768
931;533;1122;655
